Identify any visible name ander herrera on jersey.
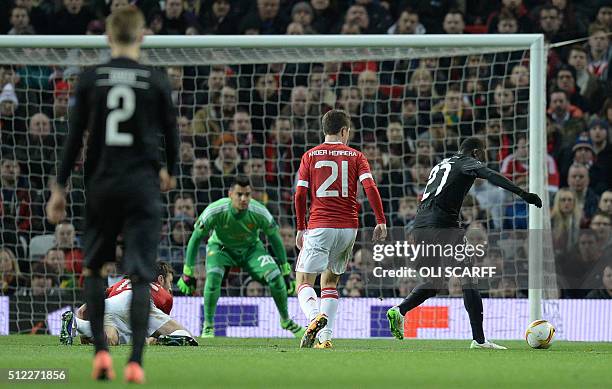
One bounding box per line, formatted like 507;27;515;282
308;149;358;157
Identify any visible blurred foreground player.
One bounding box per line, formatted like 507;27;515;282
294;109;387;349
46;6;179;383
61;261;197;347
387;137;542;349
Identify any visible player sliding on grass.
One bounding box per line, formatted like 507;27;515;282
178;176;305;339
387;137;542;349
61;261;197;347
294;109;387;349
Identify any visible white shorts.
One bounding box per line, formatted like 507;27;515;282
103;291;172;345
296;228;357;275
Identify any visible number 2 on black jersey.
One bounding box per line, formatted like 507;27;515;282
421;159;452;200
105;85;135;146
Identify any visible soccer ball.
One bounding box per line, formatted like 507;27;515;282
525;320;556;349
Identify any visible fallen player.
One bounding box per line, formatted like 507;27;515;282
60;261;197;346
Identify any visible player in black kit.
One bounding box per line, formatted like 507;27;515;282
387;137;542;349
46;7;179;383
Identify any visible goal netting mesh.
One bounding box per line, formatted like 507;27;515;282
0;40;557;336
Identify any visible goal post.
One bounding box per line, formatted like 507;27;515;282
0;33;549;334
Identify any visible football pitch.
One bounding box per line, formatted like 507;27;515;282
0;336;610;388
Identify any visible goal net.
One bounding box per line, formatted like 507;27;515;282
0;35;557;337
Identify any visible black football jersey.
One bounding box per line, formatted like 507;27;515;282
414;155;488;228
57;57;178;187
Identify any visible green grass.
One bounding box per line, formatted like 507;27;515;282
0;336;610;388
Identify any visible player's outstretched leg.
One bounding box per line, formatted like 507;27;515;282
389;282;438;341
202;269;224;337
463;286;507;350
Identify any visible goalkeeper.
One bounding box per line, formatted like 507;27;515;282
178;176;304;338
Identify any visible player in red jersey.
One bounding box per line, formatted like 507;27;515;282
61;261;196;346
294;109;387;348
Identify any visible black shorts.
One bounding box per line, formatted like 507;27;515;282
82;172;161;281
411;227;474;288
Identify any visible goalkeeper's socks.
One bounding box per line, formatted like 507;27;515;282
75;317;93;338
83;274;108;353
318;288;339;342
268;275;290;320
462;288;485;344
204;271;223;326
297;283;319;321
128;279;150;365
397;282;438;316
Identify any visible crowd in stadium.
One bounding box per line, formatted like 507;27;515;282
1;0;612;324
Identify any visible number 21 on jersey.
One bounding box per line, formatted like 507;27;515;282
315;160;348;198
421;159;452;200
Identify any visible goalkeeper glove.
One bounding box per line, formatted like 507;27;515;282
177;265;196;295
280;263;296;296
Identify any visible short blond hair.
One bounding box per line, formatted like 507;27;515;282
106;6;144;45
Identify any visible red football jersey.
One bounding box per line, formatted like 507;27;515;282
105;279;173;315
296;141;373;229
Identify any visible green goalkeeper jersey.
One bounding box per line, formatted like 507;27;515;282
183;198;287;274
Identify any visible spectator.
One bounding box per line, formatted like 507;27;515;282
54;222;84;277
342;273;365;297
48;81;70;136
433;84;472;138
336;86;362;134
586;265;612;299
590;212;611;248
567;45;605;113
551;188;583;254
393;195;417;227
211;136;241;193
461;194;492;229
559;134;595;188
553;64;590;113
547;89;585;147
442;9;465;34
0;247;20;296
388;7;425;34
0;157;30;245
14;0;48;34
230;109;255;159
167;66;197;116
250;73;279;135
41;247;75;289
586;22;611;80
494;8;520;34
279;224;296;262
342;4;370;33
281;86;319;146
309;0;338;34
241;0;284;35
0;83;22;135
14;113;56;191
159;217;195;274
243;279;264;296
537;4;566;43
172;193;196;219
290;2;315;33
557;229;602;298
352;0;392;34
242;157;269;205
503;174;528;229
598;190;612;215
587;118;612;194
182;157;220;210
161;0;191;35
52;0;95;35
384;119;408;169
8;6;35;35
567;163;600;220
27;263;55;297
200;0;235;35
469;177;506;230
357;70;387;138
503;134;561;193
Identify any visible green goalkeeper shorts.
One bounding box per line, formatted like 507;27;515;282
205;242;281;284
